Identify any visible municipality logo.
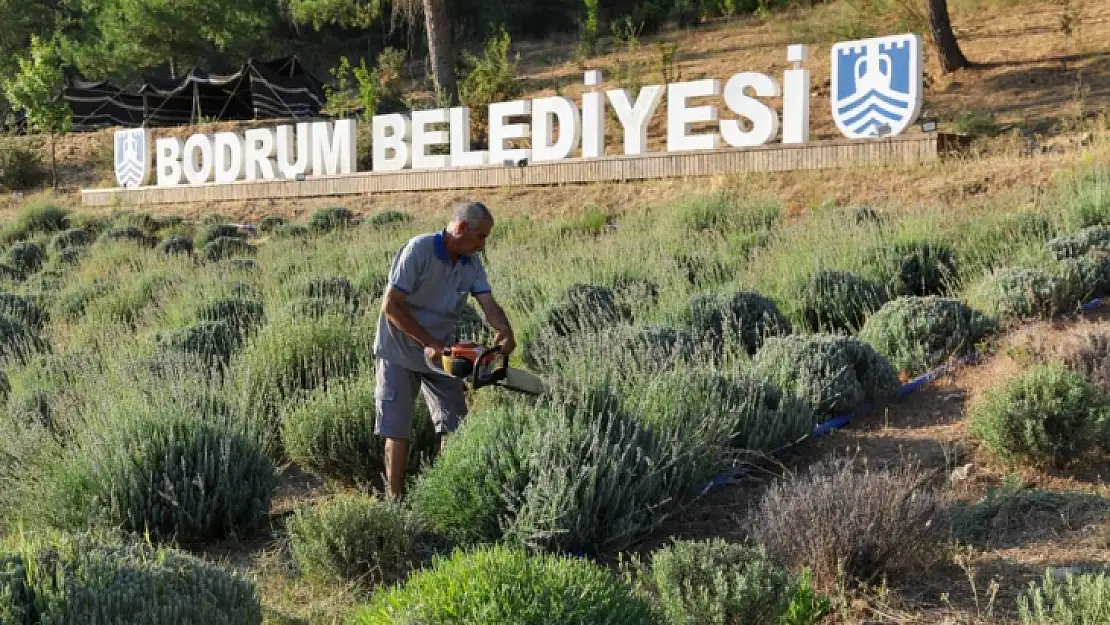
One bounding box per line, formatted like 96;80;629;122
831;34;923;139
114;128;151;188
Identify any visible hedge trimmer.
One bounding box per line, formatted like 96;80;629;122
439;341;546;396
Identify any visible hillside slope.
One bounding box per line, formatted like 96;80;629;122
1;0;1107;223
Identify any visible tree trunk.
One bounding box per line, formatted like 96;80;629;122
169;56;177;79
422;0;457;105
927;0;969;73
50;131;57;189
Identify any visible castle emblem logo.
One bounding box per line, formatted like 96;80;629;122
831;34;923;139
114;128;151;188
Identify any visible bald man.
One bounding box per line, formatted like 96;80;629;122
373;200;516;498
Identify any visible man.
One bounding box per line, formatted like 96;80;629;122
373;200;516;498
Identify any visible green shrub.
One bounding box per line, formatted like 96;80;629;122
10;203;68;239
287;493;418;587
222;258;259;272
304;275;354;303
685;290;792;354
504;400;733;555
967;362;1109;468
0;530;262;625
364;209;412;228
1047;225;1110;259
56;247;84;266
969;267;1071;325
640;539;815;625
49;227;93;252
4;241;45;275
408;406;531;546
610;274;660;313
632;367;815;452
98;415;272;542
0;315;47;364
258;215;285;233
0;145;47;191
196;223;244;247
157;234;193;255
1018;569;1110;624
111;211;161;234
98;226;157;247
745;456;944;587
280;374;438;486
3;352;78;433
204;236;255;262
866;239;958;296
1054;254;1110;304
308;206;354;232
522;283;631;369
795;269;887;333
0;292;46;331
19;383;275;544
859;296;997;376
752;334;900;416
543;283;629;336
196;297;265;338
610;323;700;371
349;544;659;625
275;223;309;239
285;297;356;320
155;320;242;367
233;317;370;455
1065;165;1110;229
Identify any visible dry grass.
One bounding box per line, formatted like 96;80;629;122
0;0;1105;225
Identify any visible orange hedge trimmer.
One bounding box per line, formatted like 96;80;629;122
440;341;545;395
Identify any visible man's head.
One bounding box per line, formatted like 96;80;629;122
446;201;494;256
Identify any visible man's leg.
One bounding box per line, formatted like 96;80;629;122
374;358;419;499
420;371;469;451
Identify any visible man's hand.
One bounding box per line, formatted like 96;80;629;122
474;293;516;356
424;342;449;364
494;330;516;356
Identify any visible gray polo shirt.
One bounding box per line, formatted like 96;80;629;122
373;230;491;373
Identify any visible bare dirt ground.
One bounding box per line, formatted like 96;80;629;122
1;0;1107;225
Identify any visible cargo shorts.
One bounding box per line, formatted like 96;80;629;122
374;357;468;439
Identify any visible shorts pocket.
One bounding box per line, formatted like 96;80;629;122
375;386;396;402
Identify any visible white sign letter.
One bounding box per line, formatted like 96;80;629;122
582;70;605;158
782;44;810;144
276;123;313;179
213;132;246;183
244;128;276;180
489;100;531;165
311;119;356;176
156;138;184;186
182;134;214;185
531;97;581;163
607;85;664;156
449;107;487;167
667;78;721;152
412;108;450;170
720;72;780;148
372;114;411;171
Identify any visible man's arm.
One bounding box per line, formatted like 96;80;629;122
381;288;447;358
473;292;515;355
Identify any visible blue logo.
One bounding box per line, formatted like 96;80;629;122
114;128;151;188
831;34;923;139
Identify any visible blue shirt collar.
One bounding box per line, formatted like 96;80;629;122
434;230;471;265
